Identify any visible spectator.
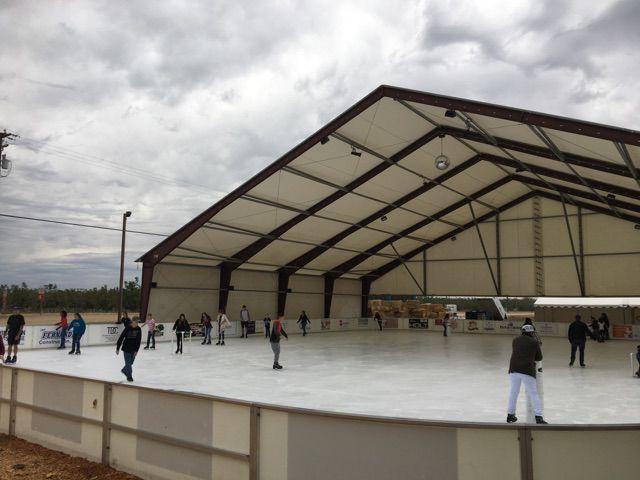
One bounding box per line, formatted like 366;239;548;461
374;311;383;331
263;314;271;339
142;313;156;350
297;310;310;336
568;314;590;367
600;313;610;340
55;310;69;349
5;306;25;363
116;317;142;382
506;324;547;424
269;316;288;370
442;313;450;337
597;317;606;343
589;316;599;341
240;305;251;338
172;313;190;354
216;309;231;346
68;313;86;355
201;312;213;345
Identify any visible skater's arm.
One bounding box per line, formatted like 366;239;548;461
133;329;142;354
281;328;288;339
116;328;127;352
172;319;178;331
535;345;543;362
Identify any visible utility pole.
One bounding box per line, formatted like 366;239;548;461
117;211;132;323
0;130;18;179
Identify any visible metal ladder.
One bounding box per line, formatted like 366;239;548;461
533;196;545;296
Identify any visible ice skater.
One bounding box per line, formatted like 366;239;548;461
216;309;231;345
442;313;450;337
118;311;132;327
116;317;142;382
597;316;606;343
600;312;610;340
143;313;156;350
523;318;542;372
263;314;271;339
374;311;383;331
507;324;547;424
240;305;251;338
568;314;590;367
173;313;190;354
201;312;213;345
297;310;310;336
4;306;25;363
269;316;288;370
68;313;86;355
55;310;69;349
635;345;640;378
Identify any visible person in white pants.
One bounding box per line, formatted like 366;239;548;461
507;324;547;424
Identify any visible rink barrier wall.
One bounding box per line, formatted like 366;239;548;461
3;316;639;351
1;366;640;480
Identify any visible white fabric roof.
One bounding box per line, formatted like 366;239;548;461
535;297;640;308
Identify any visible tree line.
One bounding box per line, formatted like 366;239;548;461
1;278;141;313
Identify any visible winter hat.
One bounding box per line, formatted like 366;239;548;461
522;324;535;333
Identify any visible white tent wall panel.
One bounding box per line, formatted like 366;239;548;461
354;166;424;204
582;214;640;254
499;219;534;258
543;257;582;296
226;270;278;320
280;216;355;245
500;259;536;296
541;216;580;256
425;259;498;296
317;193;387;226
153;264;220;289
330;295;361;319
427;222;497;260
248;170;337;210
177;228;256;260
285;274;324;319
542;127;625;167
370;258;425;296
210;198;299;234
333;278;361;295
397;135;474;180
147;289;216;324
584;255;640;296
163;256;220;268
499;197;534;221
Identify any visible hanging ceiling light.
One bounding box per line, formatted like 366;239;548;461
351;146;362;157
434;134;450;170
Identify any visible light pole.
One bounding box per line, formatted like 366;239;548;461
117;211;132;323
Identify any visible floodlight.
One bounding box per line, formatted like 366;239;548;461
320;137;330;145
445;109;456;118
351;146;362;157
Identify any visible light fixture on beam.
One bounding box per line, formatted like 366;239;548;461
351;146;362;157
635;224;640;230
320;137;330;145
451;236;457;241
434;134;450;171
380;215;388;222
445;109;456;118
607;193;616;200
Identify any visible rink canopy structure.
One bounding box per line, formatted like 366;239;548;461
138;85;640;321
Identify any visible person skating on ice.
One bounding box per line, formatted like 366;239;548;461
142;313;156;350
216;309;231;345
172;313;190;354
297;310;310;336
442;313;450;337
568;314;590;367
270;315;288;370
55;310;69;349
116;317;142;382
5;306;25;363
201;312;213;345
506;324;547;424
68;313;86;355
240;305;251;338
263;314;271;339
522;318;542;372
374;311;383;331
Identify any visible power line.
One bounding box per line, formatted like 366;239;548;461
0;212;167;237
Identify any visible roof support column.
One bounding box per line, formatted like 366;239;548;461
323;275;335;319
277;271;290;317
578;207;586;296
361;278;372;318
139;261;154;320
496;213;502;296
218;264;233;313
468;203;500;295
422;251;427;297
559;197;586;296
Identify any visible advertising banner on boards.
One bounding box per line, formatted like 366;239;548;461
465;319;482;333
0;327;28;346
408;318;428;329
321;319;331;330
357;318;369;328
32;326;73;348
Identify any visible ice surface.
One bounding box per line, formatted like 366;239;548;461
12;330;640;424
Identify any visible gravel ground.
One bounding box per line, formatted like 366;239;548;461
0;434;139;480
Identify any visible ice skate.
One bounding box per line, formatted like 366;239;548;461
506;414;517;423
535;416;548;424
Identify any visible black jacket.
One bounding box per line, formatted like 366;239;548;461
269;322;288;343
173;319;191;332
508;334;543;378
568;320;590;342
116;326;142;353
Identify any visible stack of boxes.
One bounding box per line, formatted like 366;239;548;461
368;300;448;320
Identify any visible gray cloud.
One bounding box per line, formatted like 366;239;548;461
0;0;639;287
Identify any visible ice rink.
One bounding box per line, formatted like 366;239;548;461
11;330;640;424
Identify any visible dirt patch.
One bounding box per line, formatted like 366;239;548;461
0;434;140;480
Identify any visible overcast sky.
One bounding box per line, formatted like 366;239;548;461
1;0;639;288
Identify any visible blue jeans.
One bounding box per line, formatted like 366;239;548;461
71;332;83;352
122;351;135;378
59;326;68;347
146;331;155;348
203;325;212;343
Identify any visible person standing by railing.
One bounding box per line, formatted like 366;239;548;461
240;305;251;338
568;314;590;367
4;306;25;364
142;313;156;350
173;314;190;354
68;313;86;355
374;311;383;331
263;314;271;339
55;310;69;349
116;317;142;382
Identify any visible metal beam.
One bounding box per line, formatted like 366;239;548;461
496;213;502;295
218;264;233;313
468;202;499;295
578;207;586;296
277;270;289;316
278;156;483;276
614;141;640;190
216;127;444;275
390;242;425;295
139;261;154;322
323;275;335;318
558;194;586;296
329;176;513;278
361;278;372;318
535;190;640;225
364;191;538;280
484;154;640;200
528;125;623;218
